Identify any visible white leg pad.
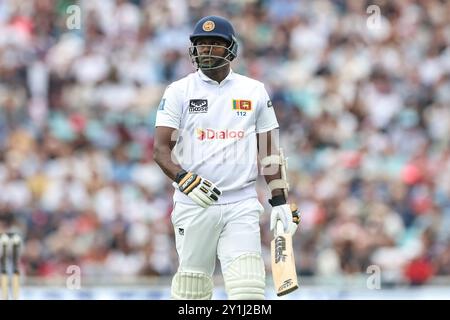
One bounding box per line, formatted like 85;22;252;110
171;271;213;300
223;253;266;300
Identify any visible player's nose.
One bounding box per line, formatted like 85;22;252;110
198;44;211;54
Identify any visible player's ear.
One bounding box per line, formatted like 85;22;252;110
188;44;200;68
191;41;198;55
228;35;238;61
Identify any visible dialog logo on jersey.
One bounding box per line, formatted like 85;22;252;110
196;128;245;141
232;99;252;111
189;99;208;113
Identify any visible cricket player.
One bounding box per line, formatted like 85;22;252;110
153;15;297;300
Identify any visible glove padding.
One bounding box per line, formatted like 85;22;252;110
175;172;221;208
270;204;299;236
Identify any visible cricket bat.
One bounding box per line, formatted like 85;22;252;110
12;274;19;300
271;148;299;296
1;234;9;300
11;234;21;300
271;203;299;296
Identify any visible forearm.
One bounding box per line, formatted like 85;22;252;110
263;171;285;199
257;130;286;201
257;130;298;233
154;144;221;208
153;146;184;182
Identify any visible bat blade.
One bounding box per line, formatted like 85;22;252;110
1;275;8;300
12;274;20;300
271;227;298;296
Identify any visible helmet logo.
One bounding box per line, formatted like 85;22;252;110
202;20;215;32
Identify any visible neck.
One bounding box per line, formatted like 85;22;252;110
201;65;230;83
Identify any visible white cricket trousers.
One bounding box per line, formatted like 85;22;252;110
171;197;265;276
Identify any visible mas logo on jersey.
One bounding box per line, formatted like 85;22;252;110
232;99;252;111
189;99;208;113
196;128;244;141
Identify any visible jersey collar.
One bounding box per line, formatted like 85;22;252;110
197;69;235;85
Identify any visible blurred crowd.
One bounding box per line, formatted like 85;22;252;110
0;0;449;286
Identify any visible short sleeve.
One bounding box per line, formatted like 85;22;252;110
255;85;279;133
155;85;182;129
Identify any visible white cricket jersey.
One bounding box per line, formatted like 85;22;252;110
155;69;279;204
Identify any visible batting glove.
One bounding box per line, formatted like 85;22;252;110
174;170;221;208
269;196;300;235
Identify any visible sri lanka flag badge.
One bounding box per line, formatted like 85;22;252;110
232;99;252;111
